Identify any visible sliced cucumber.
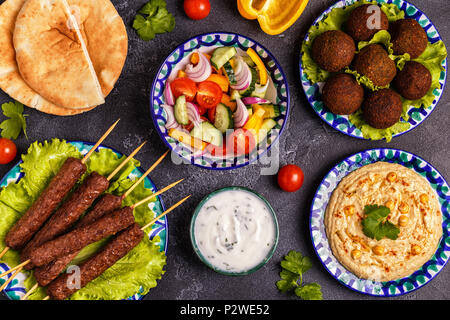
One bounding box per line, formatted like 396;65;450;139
214;103;233;133
252;104;280;119
211;47;237;70
223;61;237;85
241;55;256;68
191;122;223;146
174;95;189;125
239;68;258;97
257;119;277;144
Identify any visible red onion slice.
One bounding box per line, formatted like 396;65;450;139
185;51;212;82
186;102;201;127
163;81;175;105
230;57;251;91
233;97;249;128
241;97;271;105
162;104;179;129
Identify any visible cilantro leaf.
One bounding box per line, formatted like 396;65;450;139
133;14;156;41
362;205;400;241
295;283;323;300
276;269;299;293
133;0;175;41
150;7;175;34
0;101;27;140
280;250;312;275
276;250;323;300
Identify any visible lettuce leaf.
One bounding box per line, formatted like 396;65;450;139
0;139;166;300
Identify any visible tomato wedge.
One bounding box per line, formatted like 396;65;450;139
227;128;256;156
170;78;197;102
207;106;216;123
196;81;223;109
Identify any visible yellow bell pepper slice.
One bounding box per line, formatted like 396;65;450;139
206;74;229;92
246;48;268;86
168;128;208;151
221;94;237;112
237;0;309;35
244;107;265;133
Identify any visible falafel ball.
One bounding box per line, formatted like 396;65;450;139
363;88;403;129
322;74;364;115
345;4;389;42
390;19;428;59
311;30;356;72
352;44;397;87
393;61;432;100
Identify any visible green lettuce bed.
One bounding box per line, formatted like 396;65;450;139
0;139;166;300
301;0;447;142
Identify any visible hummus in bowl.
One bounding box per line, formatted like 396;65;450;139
325;162;442;282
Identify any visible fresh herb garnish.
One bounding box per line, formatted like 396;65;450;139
0;101;27;140
361;205;400;241
132;0;175;41
276;251;323;300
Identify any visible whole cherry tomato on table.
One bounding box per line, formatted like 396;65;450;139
196;81;222;109
0;138;17;165
184;0;211;20
170;78;197;102
277;164;304;192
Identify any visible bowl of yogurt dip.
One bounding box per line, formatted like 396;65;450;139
190;187;279;276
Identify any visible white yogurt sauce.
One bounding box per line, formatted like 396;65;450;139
193;189;277;273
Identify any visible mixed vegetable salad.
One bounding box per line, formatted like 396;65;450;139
162;46;281;157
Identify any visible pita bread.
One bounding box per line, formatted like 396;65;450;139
65;0;128;97
0;0;94;115
13;0;105;109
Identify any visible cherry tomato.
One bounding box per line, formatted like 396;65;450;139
170;78;197;102
182;121;195;132
0;138;17;165
196;81;222;109
226;128;256;156
207;106;216;123
277;164;304;192
184;0;211;20
197;104;208;116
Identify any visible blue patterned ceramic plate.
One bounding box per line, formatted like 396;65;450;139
150;32;290;170
0;141;167;300
310;148;450;296
300;0;447;140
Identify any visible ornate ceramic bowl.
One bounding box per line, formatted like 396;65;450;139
0;141;167;300
299;0;447;140
310;148;450;296
150;32;290;170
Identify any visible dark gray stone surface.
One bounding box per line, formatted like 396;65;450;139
0;0;449;300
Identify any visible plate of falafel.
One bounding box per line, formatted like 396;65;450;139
300;0;447;142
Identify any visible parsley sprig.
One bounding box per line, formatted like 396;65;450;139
361;205;400;241
132;0;175;41
276;251;323;300
0;101;27;140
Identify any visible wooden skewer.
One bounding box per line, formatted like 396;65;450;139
0;267;22;292
122;150;169;199
81;119;120;164
131;179;184;209
0;259;30;278
0;246;9;260
107;141;147;181
21;283;38;300
141;195;191;231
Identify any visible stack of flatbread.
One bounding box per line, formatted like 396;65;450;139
0;0;128;116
